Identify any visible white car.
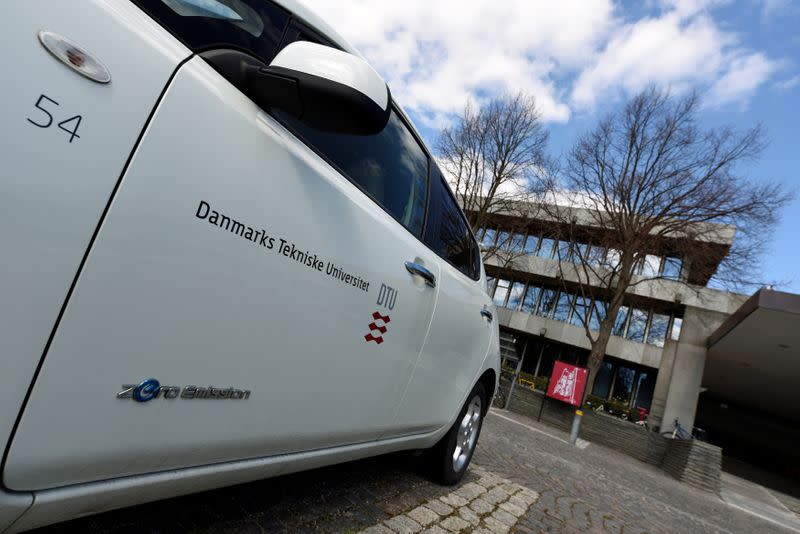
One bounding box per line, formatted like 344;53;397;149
0;0;499;531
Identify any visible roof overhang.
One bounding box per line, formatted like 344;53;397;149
705;289;800;421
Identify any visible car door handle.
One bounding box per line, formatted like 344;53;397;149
481;306;493;322
405;261;436;288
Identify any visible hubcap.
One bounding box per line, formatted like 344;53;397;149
452;395;482;472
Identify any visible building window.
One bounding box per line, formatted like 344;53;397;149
482;228;496;248
662;256;683;280
587;245;606;268
506;281;526;310
638;254;661;277
520;284;541;314
632;371;656;412
553;290;574;322
612;306;629;337
571;295;591;328
496;231;511;250
611;366;637;405
486;276;496;295
556;239;572;262
537;237;556;259
647;313;670;347
523;234;539;255
537;287;558;318
626;308;649;343
589;300;606;331
493;278;511;307
605;248;622;270
509;233;526;253
670;316;683;341
592;362;614;399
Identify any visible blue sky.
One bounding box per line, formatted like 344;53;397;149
302;0;799;292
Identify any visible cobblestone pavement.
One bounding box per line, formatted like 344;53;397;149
34;409;793;533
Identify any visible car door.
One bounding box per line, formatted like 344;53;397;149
392;173;495;434
3;4;440;491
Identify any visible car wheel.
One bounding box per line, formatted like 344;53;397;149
428;381;486;485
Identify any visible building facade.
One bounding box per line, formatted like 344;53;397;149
475;205;747;433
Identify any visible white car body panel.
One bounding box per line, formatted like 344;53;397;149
0;0;500;530
4;56;442;491
0;0;189;457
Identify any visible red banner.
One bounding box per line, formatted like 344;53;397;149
546;361;589;407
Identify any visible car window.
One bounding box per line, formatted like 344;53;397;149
130;0;289;64
431;177;481;280
275;108;429;237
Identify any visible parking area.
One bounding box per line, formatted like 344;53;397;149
35;410;798;533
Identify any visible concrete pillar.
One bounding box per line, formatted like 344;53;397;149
659;306;728;433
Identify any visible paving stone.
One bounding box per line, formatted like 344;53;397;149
424;499;453;517
481;515;511;534
506;495;530;511
481;487;509;505
498;500;526;517
490;508;517;527
454;482;486;501
421;526;448;534
361;525;395;534
439;493;469;508
469;497;494;515
407;506;439;527
384;515;422;534
457;507;480;526
439;515;471;533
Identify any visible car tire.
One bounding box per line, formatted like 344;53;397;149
427;381;486;485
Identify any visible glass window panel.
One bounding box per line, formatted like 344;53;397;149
523;234;539;255
556;239;572;262
641;254;661;277
509;233;526;253
481;228;496;248
433;177;476;277
571;295;591;328
592;362;614;399
574;242;589;263
611;366;637;405
605;248;621;270
670;316;683;341
612;305;629;337
486;276;496;295
537;344;559;378
493;279;511;307
496;231;511;250
663;256;683;280
626;308;648;343
537;287;558;318
506;282;525;310
632;371;656;411
538;237;555;258
589;300;606;331
520;284;541;314
275;109;429;236
587;245;606;268
647;313;670;347
553;290;574;322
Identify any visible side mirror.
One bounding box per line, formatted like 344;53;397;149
248;41;391;135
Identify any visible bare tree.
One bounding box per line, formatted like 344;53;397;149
437;93;550;265
542;86;793;403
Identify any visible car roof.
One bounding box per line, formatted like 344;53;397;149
271;0;359;56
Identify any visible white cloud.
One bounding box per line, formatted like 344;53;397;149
773;75;800;91
297;0;780;124
709;52;780;106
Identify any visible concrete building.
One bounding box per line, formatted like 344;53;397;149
475;201;798;477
